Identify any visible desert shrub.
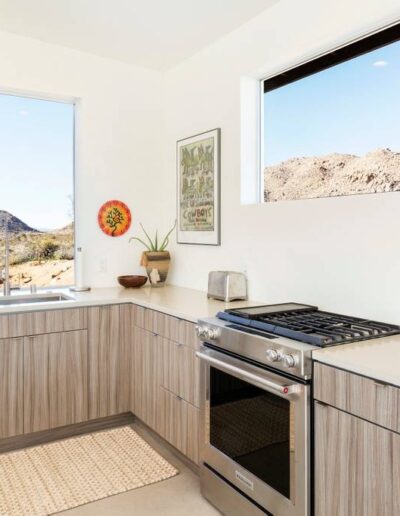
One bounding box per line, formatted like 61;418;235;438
54;246;74;260
10;248;35;265
37;238;59;260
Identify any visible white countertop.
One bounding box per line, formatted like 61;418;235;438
312;335;400;387
0;285;261;323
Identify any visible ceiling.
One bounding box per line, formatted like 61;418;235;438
0;0;278;71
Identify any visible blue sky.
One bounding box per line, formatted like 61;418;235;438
0;94;74;230
264;40;400;166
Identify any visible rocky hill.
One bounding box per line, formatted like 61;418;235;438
0;210;39;234
264;148;400;202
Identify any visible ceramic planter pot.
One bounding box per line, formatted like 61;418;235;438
141;251;170;287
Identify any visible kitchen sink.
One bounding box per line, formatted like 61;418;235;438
0;293;74;306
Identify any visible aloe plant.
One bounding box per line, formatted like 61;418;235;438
129;221;176;252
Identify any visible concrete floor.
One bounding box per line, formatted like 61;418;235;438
60;424;220;516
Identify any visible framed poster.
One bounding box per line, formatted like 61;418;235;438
177;128;221;245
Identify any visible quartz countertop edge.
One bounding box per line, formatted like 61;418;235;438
0;285;261;323
312;335;400;388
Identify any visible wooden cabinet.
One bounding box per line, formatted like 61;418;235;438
314;362;400;433
131;307;200;464
0;338;23;438
160;337;200;407
315;402;400;516
88;305;133;419
157;387;199;464
0;302;200;467
134;306;198;350
24;330;88;433
0;308;87;339
132;327;161;430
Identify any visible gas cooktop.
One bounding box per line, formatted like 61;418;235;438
217;303;400;347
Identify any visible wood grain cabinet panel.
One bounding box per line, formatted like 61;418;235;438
24;330;88;433
132;327;161;430
0;308;87;339
179;320;198;350
0;338;24;438
315;402;400;516
139;307;197;348
157;387;199;464
314;362;400;433
88;305;133;419
131;304;146;329
160;338;200;407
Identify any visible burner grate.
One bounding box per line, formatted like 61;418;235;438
219;306;400;347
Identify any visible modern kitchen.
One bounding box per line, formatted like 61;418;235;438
0;1;400;515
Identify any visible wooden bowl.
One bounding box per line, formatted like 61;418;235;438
117;275;147;288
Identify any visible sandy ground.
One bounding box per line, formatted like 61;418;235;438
6;260;74;288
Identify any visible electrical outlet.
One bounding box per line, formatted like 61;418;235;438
98;257;108;273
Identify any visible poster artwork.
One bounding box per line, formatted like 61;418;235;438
179;137;214;232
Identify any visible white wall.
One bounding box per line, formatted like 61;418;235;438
164;0;400;323
0;30;164;287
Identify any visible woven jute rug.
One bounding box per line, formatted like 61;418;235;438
0;426;178;515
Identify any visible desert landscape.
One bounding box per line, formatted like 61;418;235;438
264;148;400;202
0;210;74;289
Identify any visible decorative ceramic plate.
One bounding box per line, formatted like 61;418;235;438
98;200;132;237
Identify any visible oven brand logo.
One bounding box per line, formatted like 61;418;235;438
235;471;254;491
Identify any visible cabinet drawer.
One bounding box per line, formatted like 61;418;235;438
139;307;197;348
160;338;200;407
157;387;199;464
0;308;87;338
314;362;400;433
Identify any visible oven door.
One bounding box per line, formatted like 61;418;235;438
197;345;310;516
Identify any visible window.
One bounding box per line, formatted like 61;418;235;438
262;23;400;202
0;94;74;289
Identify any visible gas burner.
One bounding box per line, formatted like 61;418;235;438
218;303;400;347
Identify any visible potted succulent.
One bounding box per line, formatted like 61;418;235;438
129;221;176;287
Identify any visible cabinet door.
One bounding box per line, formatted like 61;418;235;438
132;327;161;430
88;305;132;419
0;338;23;438
157;387;199;464
160;338;200;407
24;330;88;433
315;402;400;516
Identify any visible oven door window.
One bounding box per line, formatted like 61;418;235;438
209;366;292;499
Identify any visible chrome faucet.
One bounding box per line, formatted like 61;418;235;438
2;214;10;296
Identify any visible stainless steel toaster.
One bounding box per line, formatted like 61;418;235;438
207;271;247;302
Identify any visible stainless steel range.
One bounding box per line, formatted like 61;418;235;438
195;303;400;516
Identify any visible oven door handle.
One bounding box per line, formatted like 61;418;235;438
196;350;302;396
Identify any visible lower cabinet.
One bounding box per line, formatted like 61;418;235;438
160;337;200;407
157;387;199;464
315;402;400;516
24;330;88;433
0;338;23;439
132;323;200;464
0;304;200;466
132;327;161;430
88;305;133;419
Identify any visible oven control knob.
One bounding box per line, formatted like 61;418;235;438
266;349;282;362
195;325;207;339
204;328;220;341
283;354;296;368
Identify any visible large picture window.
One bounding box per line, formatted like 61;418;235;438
262;23;400;202
0;94;74;289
